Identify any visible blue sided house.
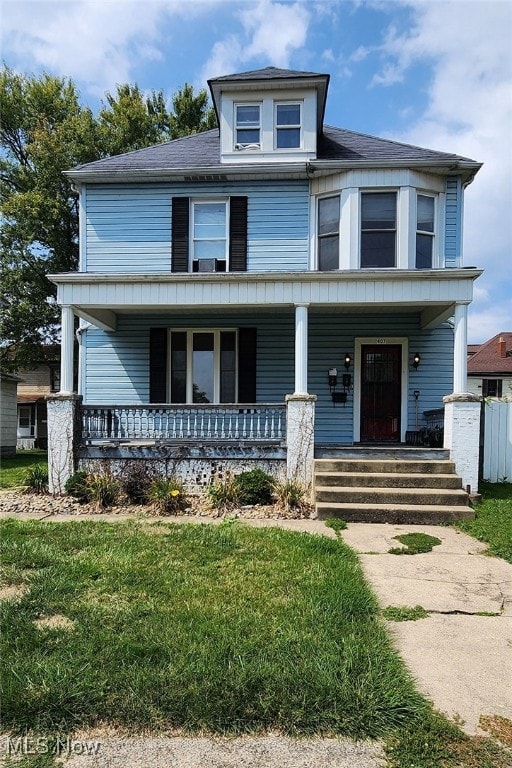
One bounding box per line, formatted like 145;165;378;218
48;67;483;518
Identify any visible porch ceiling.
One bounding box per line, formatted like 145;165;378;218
49;268;481;332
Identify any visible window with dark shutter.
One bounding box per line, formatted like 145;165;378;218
171;197;189;272
149;328;168;403
229;196;248;272
238;327;257;402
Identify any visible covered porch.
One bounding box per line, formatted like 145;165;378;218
48;269;482;493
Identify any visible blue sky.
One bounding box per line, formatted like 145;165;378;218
2;0;511;343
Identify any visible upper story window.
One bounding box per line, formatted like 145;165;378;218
318;195;340;271
191;201;227;272
275;103;301;149
361;192;397;268
235;104;261;148
416;194;435;268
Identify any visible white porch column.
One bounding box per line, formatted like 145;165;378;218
294;303;309;395
60;305;75;394
453;303;468;394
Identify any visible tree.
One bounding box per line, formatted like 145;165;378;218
168;83;216;138
0;69;217;371
0;69;101;371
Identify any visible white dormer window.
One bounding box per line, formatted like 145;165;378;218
235;104;261;149
275;102;301;148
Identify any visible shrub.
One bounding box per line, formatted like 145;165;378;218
233;468;273;505
23;464;48;494
121;463;154;505
205;474;239;509
64;470;91;503
272;479;308;513
86;473;120;510
150;477;188;515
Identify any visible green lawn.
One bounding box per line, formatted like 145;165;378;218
0;518;426;738
456;482;512;564
0;450;48;489
2;518;511;768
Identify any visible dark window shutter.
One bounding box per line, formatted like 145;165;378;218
229;196;248;272
172;197;189;272
149;328;168;403
238;327;256;403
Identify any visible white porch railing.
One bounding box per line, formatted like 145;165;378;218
81;404;286;444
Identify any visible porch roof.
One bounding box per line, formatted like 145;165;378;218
49;268;482;333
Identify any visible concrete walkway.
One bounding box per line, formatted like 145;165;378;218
340;523;512;735
2;509;512;755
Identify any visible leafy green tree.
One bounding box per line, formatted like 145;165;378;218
0;69;217;372
1;69;101;370
168;83;216;138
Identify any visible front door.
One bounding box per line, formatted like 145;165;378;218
360;345;401;442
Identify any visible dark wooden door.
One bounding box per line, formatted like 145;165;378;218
361;345;401;442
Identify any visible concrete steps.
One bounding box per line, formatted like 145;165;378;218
314;455;474;524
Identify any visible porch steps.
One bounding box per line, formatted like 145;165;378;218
314;455;474;524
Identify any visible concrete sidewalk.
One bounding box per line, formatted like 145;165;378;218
340;523;512;735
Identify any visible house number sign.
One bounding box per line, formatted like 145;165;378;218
377;338;387;344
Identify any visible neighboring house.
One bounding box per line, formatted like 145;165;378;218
467;332;512;400
1;373;20;457
16;347;60;449
48;66;483;495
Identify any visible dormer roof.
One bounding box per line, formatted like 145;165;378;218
208;66;330;134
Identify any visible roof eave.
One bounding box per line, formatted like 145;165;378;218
64;156;482;184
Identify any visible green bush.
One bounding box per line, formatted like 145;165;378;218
205;474;239;509
233;468;273;505
121;463;154;505
23;464;48;494
87;473;120;509
64;470;91;503
150;477;188;515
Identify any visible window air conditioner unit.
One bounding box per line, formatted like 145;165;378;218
235;143;260;150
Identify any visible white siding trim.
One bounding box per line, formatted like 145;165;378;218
79;184;86;271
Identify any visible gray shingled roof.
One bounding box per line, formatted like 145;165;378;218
209;66;328;82
67;124;478;175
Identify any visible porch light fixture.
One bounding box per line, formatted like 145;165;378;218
413;352;421;369
344;353;352;370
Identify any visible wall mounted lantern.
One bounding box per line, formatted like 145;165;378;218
413;352;421;370
344;353;352;370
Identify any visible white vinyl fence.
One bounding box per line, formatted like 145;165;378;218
481;400;512;482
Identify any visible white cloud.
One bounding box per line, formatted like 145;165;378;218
200;0;311;81
0;0;203;96
372;0;512;341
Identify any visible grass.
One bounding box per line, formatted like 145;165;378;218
456;482;512;564
382;605;429;622
388;532;442;555
2;517;511;768
0;450;48;489
0;517;427;738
